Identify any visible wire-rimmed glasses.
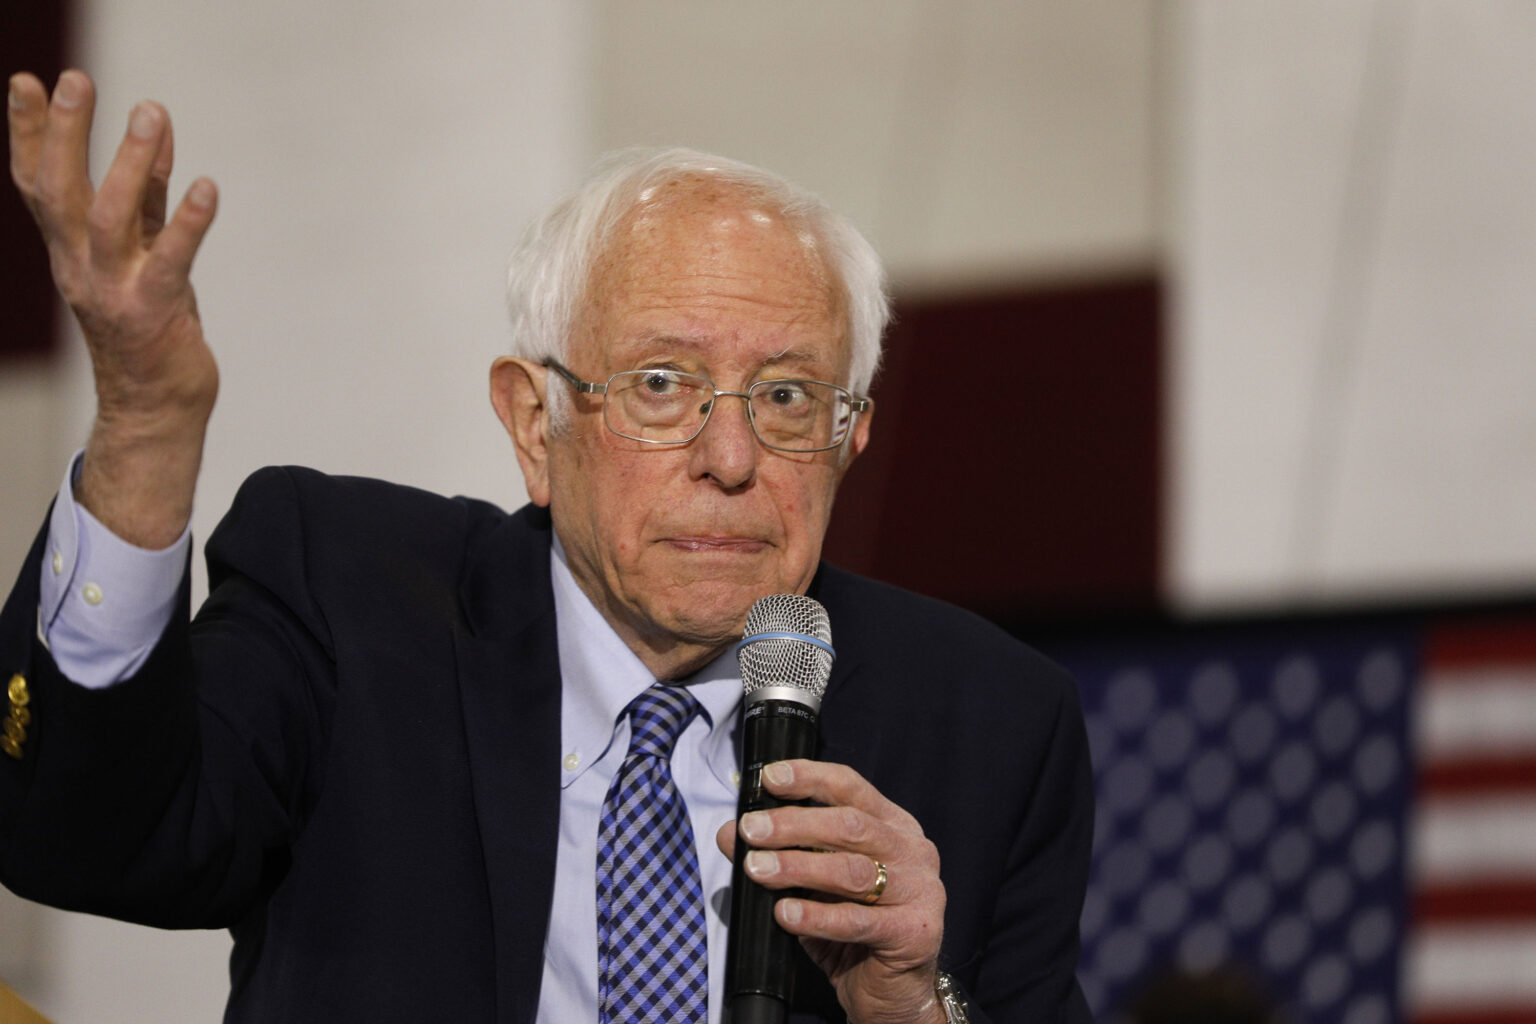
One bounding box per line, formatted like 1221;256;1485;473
544;359;869;453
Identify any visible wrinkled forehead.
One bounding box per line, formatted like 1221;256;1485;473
607;176;833;280
578;175;852;370
628;173;808;229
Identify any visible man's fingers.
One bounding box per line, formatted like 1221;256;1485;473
739;802;911;862
774;889;946;972
33;70;96;232
140;106;175;238
745;848;892;902
717;819;882;896
760;760;920;831
142;177;218;297
778;895;878;946
773;897;905;954
7;73;49;205
142;109;175;238
91;102;171;265
715;819;737;861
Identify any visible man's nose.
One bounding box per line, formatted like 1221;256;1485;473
687;392;758;490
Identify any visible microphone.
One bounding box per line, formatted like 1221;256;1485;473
725;594;834;1024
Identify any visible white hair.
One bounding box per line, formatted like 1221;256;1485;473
505;147;889;426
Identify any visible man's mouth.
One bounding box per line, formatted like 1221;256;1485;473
663;536;770;553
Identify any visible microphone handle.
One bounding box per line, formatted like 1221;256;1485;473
725;697;820;1024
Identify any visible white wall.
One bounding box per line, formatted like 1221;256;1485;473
593;0;1159;293
1169;1;1536;610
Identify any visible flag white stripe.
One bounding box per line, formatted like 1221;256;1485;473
1406;925;1536;1012
1419;668;1536;758
1414;794;1536;884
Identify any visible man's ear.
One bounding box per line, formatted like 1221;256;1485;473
489;356;552;507
835;398;874;482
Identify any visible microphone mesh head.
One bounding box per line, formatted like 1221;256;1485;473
737;594;833;700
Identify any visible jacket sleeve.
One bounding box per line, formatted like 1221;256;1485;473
0;469;336;929
964;663;1095;1024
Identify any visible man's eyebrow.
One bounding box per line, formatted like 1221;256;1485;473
759;346;824;369
615;339;833;373
613;335;705;359
754;347;848;380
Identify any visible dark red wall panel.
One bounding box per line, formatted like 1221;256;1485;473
1;1;68;359
823;276;1163;622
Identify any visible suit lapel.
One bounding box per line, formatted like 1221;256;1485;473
453;508;562;1024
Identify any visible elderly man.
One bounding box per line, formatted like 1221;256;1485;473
0;70;1092;1023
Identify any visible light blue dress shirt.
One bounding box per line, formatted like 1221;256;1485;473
39;455;188;688
544;537;742;1023
38;456;745;1023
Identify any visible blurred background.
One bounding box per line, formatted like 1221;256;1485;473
3;2;1535;1021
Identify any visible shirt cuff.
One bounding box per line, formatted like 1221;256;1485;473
39;451;190;689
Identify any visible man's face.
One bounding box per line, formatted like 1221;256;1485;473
537;179;869;677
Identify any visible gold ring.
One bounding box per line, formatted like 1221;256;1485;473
858;858;888;905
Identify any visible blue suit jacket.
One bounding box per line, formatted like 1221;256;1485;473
0;466;1092;1023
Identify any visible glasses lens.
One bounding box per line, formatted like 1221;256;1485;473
749;380;851;451
606;370;712;442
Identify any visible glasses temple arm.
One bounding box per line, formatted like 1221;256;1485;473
542;359;607;395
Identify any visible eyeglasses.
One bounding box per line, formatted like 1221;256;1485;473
544;359;870;453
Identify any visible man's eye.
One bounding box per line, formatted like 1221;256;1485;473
641;371;682;395
765;384;807;406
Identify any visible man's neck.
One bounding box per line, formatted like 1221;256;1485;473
549;535;733;681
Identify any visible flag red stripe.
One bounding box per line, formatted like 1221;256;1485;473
1419;756;1536;796
1415;882;1536;922
1426;618;1536;666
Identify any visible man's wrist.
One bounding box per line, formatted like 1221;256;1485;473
79;420;207;550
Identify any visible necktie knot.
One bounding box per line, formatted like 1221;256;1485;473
625;684;702;760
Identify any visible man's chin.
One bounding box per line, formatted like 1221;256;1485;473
650;582;771;651
622;555;815;669
665;605;753;651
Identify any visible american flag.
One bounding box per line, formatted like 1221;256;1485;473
1408;616;1536;1024
1046;610;1536;1023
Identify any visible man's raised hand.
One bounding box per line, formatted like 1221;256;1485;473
9;69;218;548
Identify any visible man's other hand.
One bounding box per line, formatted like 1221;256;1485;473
9;69;218;549
716;759;948;1024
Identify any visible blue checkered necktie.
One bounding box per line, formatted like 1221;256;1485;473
596;684;709;1024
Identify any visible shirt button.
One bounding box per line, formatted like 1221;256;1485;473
730;770;742;788
51;551;63;575
82;582;103;606
562;752;580;772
